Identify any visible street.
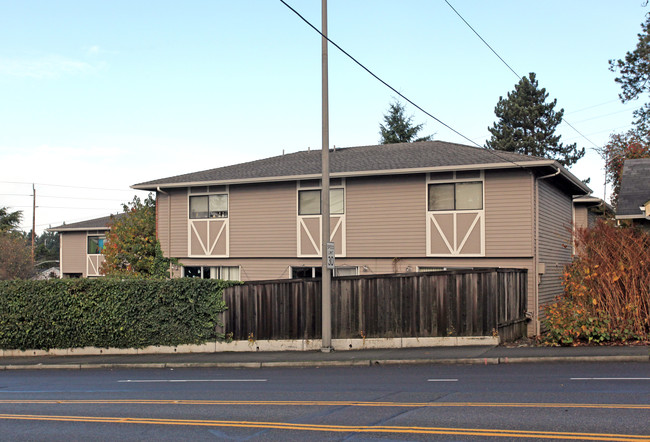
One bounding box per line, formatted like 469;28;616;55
0;362;648;441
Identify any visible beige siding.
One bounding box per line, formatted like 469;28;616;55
157;188;188;257
229;181;296;257
484;169;534;257
587;210;598;228
538;179;573;309
176;257;534;297
574;205;589;230
346;174;425;256
60;231;87;275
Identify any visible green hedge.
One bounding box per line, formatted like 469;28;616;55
0;278;238;350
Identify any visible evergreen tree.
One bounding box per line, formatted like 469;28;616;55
0;207;22;233
609;14;650;133
486;72;585;167
379;101;433;144
604;14;650;205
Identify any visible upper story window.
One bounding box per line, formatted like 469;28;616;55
87;236;106;255
298;188;344;215
428;181;483;211
189;194;228;219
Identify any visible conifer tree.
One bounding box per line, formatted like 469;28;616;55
379;101;433;144
486;73;584;167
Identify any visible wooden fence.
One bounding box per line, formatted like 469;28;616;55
221;268;528;342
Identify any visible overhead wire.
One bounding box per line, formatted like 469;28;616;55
443;0;602;151
278;0;482;148
278;0;536;172
0;181;143;192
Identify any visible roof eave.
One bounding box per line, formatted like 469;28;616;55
133;159;572;190
47;226;111;233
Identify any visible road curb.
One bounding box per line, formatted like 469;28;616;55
0;355;647;371
498;355;649;364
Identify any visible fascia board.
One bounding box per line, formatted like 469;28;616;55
615;214;645;219
132;160;559;190
47;227;111;233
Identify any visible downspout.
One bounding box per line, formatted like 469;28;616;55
157;187;172;277
534;165;561;336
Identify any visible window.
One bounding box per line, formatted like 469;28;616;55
428;182;482;211
190;194;228;219
334;266;358;277
183;265;240;281
418;266;446;272
298;189;344;215
291;266;323;279
87;236;106;254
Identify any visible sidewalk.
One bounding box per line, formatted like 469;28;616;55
1;345;647;370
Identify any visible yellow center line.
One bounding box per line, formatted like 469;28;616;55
0;399;648;410
0;413;648;441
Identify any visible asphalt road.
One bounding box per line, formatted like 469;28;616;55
0;362;649;441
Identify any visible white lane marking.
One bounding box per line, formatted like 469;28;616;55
570;377;650;381
118;379;267;383
427;379;458;382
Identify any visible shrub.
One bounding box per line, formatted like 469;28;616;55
0;278;238;350
543;220;649;345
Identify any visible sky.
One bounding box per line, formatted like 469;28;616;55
0;1;647;234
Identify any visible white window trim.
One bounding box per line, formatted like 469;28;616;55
426;171;485;257
187;187;230;258
86;232;106;277
296;180;346;258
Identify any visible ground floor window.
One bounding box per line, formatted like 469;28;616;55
183;265;240;281
291;266;322;279
418;266;447;272
334;266;358;277
291;266;358;278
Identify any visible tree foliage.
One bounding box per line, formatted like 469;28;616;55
33;230;60;267
543;221;650;345
100;194;174;278
0;234;33;280
486;72;585;167
600;129;650;205
603;15;650;205
609;14;650;132
0;207;32;280
379;101;433;144
0;207;22;233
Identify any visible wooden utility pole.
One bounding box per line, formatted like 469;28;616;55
31;183;36;263
320;0;332;352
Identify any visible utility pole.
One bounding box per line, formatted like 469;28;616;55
320;0;332;352
31;183;36;263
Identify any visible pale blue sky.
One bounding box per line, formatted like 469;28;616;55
0;1;646;233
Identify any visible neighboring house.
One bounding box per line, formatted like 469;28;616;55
49;215;121;278
132;141;593;336
573;195;612;230
31;266;60;280
616;158;650;230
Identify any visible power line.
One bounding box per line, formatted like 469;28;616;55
0;181;141;192
278;0;482;148
443;0;602;150
565;99;621;115
444;0;520;79
11;206;117;210
0;193;127;202
571;108;635;125
279;0;537;174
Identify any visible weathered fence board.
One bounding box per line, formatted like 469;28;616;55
221;268;528;342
